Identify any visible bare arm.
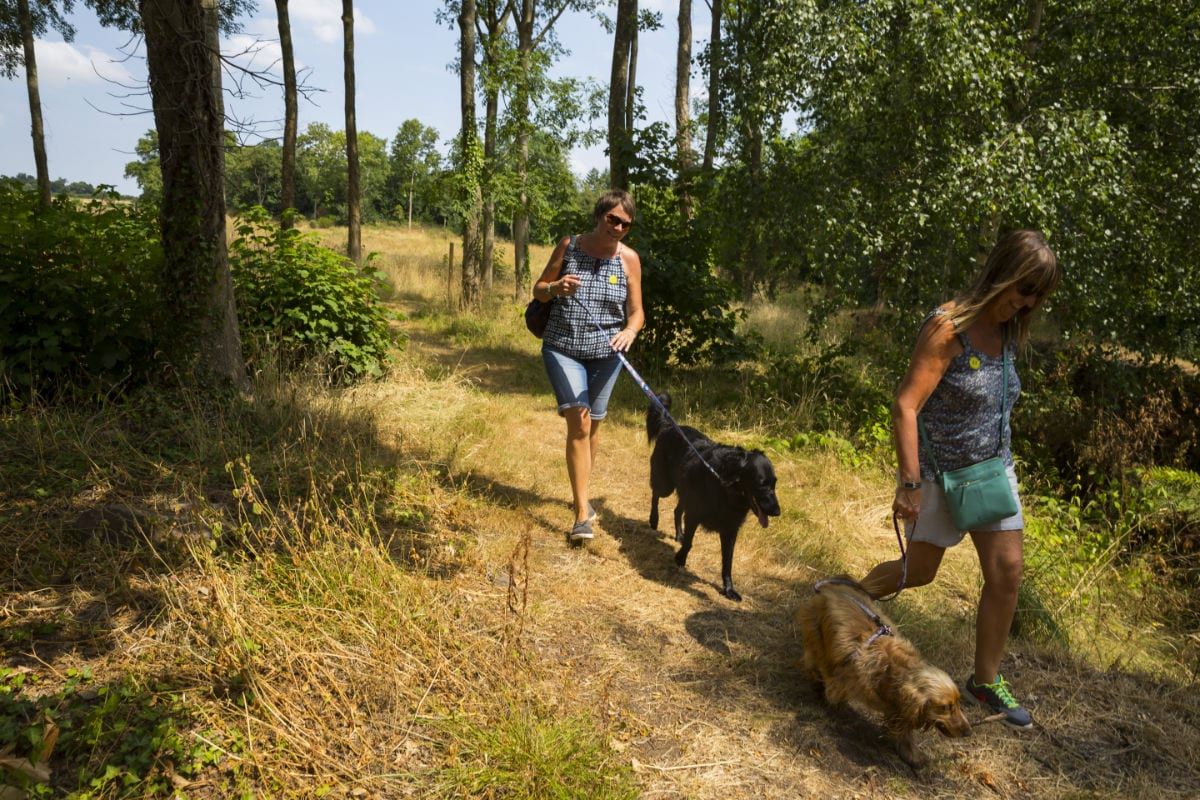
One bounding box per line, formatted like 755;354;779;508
893;313;960;518
533;237;580;301
611;246;644;352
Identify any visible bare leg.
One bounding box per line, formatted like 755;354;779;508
563;407;592;524
589;418;602;466
860;540;946;599
585;418;602;519
969;529;1023;684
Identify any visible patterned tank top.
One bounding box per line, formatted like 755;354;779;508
542;235;628;361
917;308;1020;480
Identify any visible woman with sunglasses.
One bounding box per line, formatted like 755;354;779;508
859;229;1061;729
534;189;644;545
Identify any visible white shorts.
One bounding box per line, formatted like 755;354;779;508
906;465;1024;549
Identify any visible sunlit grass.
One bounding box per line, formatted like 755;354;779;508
4;220;1198;798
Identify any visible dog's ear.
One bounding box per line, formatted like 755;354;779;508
918;700;937;731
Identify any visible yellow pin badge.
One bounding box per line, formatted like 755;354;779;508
969;356;982;370
608;274;619;285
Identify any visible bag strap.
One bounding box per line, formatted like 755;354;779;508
997;337;1008;457
917;330;1009;476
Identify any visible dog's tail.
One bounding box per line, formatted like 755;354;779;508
646;392;672;444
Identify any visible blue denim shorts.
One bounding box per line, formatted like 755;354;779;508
541;346;622;420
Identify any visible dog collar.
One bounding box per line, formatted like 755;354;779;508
813;578;894;655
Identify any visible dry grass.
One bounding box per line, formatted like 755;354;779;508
302;221;554;311
3;222;1199;799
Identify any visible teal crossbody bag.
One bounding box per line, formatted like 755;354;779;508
918;338;1019;531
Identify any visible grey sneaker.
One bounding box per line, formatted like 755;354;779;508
568;518;594;545
964;674;1033;729
583;503;597;524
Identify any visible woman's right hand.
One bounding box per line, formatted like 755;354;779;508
893;486;921;519
553;275;582;298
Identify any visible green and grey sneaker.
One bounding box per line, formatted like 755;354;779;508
964;674;1033;729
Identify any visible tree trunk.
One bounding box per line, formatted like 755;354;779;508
202;0;224;130
458;0;483;309
482;201;495;291
743;125;764;301
675;0;694;219
140;0;244;386
702;0;722;172
17;0;50;208
608;0;637;189
513;0;534;300
343;0;362;262
482;68;498;293
625;12;638;136
480;0;510;294
276;0;298;228
1023;0;1045;59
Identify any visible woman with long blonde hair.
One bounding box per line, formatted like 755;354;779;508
860;229;1061;728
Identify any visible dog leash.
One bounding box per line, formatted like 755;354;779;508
567;294;726;486
812;578;893;650
874;512;909;602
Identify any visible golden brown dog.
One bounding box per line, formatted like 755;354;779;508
794;577;971;767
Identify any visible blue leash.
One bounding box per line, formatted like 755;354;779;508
568;295;724;483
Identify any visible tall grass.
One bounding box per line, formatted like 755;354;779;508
0;351;633;797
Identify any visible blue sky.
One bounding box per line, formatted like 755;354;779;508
0;1;709;194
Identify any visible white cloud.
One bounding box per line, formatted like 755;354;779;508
34;40;134;86
289;0;377;44
570;144;607;179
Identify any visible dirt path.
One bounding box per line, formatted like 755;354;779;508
396;308;1200;800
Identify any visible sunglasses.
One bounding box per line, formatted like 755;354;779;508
1016;282;1045;299
604;212;633;230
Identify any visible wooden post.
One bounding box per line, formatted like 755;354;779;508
447;241;455;308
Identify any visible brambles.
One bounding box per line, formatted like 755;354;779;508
0;182;164;394
229;206;395;380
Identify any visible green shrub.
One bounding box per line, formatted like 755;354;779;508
0;182;164;394
1016;344;1200;495
229;206;394;379
626;184;748;370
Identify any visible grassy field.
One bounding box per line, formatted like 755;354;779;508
2;222;1198;798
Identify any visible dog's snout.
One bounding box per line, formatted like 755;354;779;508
945;709;972;738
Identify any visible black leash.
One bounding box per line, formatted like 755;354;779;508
875;512;909;602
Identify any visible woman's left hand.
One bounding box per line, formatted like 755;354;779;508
610;328;638;352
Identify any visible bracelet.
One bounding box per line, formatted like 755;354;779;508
900;481;922;490
545;282;556;298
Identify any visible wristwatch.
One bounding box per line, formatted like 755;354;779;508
900;480;922;490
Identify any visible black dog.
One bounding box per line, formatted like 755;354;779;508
646;393;781;601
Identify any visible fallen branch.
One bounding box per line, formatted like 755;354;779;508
632;757;740;772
